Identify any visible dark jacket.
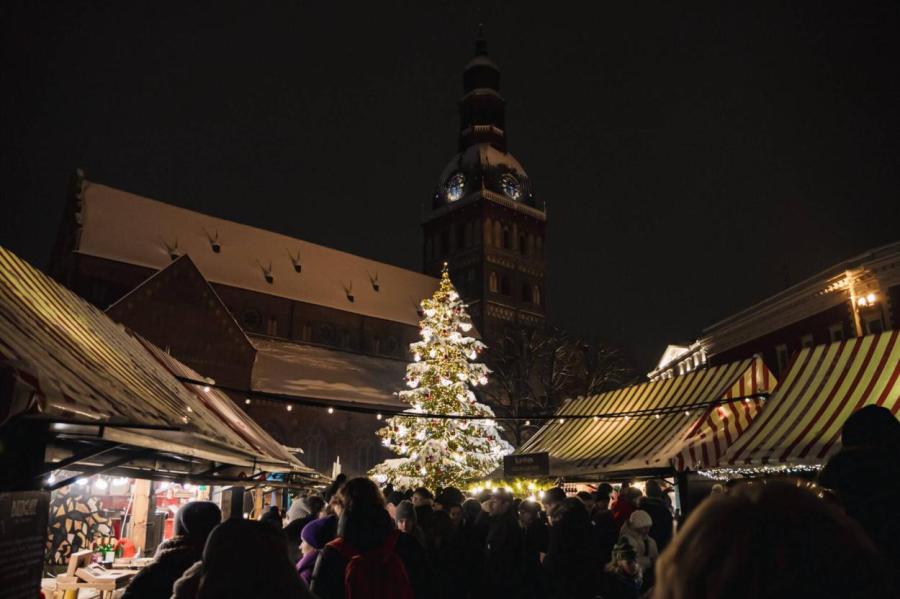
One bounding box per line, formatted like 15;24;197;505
483;509;525;597
310;509;430;599
597;570;642;599
590;508;618;566
636;495;673;553
522;519;549;599
543;503;596;599
122;536;201;599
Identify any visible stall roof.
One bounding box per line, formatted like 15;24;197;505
251;336;407;409
0;246;311;474
516;357;774;478
715;331;899;468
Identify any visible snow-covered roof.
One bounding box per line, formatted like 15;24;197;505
76;181;439;326
250;337;408;408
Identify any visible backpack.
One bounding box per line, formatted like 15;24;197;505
327;529;414;599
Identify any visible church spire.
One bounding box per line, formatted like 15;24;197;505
459;25;506;151
475;23;488;56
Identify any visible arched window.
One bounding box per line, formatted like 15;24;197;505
372;336;381;354
500;274;510;295
493;222;502;247
489;272;499;293
484;219;493;246
533;285;541;306
527;234;534;256
266;316;278;336
502;227;511;250
519;234;527;255
521;283;531;303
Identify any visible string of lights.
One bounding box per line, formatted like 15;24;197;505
175;374;769;423
696;463;823;480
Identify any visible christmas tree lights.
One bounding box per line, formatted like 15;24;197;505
370;266;512;489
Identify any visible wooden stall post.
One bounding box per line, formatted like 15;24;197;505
129;479;152;554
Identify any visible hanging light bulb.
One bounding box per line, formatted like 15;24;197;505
245;398;251;405
94;478;108;491
327;407;334;414
524;420;531;426
376;413;383;420
286;404;293;411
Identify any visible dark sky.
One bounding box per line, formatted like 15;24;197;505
2;1;898;370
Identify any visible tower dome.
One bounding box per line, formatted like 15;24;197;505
431;28;544;214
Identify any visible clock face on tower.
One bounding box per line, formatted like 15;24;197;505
446;172;466;202
500;174;521;200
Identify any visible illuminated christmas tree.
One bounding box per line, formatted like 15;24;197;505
370;266;512;489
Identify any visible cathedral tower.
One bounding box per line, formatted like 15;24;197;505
423;29;547;344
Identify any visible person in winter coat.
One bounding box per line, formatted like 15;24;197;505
395;499;428;549
591;486;618;567
310;477;430;599
459;498;488;598
518;500;549;599
260;504;283;530
296;515;337;586
188;518;315;599
637;480;673;553
482;488;525;598
122;501;221;599
611;486;641;530
598;538;642;599
542;497;596;599
818;405;900;585
618;510;658;590
284;495;325;566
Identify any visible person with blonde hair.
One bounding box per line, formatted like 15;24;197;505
653;480;893;599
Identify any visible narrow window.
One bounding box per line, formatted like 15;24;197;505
522;283;531;302
533;285;541;306
489;272;499;293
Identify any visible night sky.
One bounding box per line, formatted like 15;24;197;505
2;1;898;370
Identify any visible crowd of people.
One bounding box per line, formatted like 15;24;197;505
118;405;898;598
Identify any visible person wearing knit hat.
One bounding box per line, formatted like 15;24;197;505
599;537;643;599
395;499;427;549
284;495;326;566
296;516;337;586
619;509;658;590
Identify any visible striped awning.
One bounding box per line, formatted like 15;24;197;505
0;246;308;473
517;357;774;477
718;331;900;467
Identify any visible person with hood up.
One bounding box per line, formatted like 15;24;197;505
618;509;658;590
122;501;221;599
636;480;673;552
296;515;337;586
598;538;643;599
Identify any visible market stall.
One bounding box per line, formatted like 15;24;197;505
0;246;327;596
684;330;899;479
514;356;774;480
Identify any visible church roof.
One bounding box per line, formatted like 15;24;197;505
250;336;407;409
75;181;438;326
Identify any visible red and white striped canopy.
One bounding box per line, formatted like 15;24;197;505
517;357;774;477
719;331;900;467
